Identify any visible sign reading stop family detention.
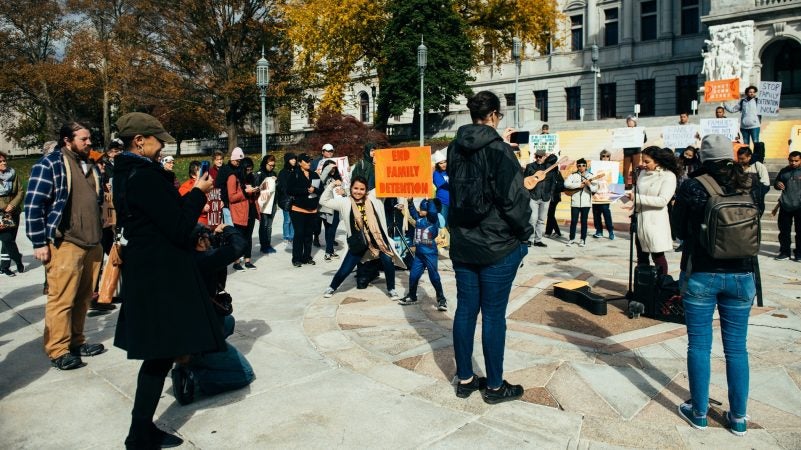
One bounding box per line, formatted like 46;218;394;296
374;146;432;198
758;81;782;116
704;78;740;102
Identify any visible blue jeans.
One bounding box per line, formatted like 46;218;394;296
683;272;755;418
453;244;527;389
408;250;443;298
592;203;614;235
330;250;396;291
570;207;590;240
189;316;254;395
439;204;449;228
323;212;340;254
740;127;760;145
282;210;294;241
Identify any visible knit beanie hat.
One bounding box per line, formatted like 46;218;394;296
699;134;733;163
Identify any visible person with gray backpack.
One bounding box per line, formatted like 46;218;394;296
671;134;761;437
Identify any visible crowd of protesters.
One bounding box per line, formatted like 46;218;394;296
7;84;794;446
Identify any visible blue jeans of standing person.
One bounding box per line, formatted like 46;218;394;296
439;203;449;228
453;244;527;389
592;203;614;236
683;272;755;418
330;250;396;291
570;207;590;241
189;316;254;395
408;250;443;298
740;127;760;145
282;210;294;241
259;202;278;249
528;199;550;243
323;212;340;254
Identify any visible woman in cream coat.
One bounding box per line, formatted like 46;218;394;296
625;146;680;275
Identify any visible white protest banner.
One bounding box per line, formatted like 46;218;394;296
612;127;645;148
791;125;801;153
662;125;699;149
589;161;620;203
528;134;560;162
700;118;739;141
758;81;782;117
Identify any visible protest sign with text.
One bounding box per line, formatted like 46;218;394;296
528;134;560;162
757;81;782;116
374;147;432;198
662;125;699;149
612;127;645;148
700;118;740;141
206;188;224;226
704;78;740;102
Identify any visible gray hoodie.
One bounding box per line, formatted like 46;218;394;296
725;97;760;130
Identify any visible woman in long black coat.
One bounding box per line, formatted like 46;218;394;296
112;112;224;449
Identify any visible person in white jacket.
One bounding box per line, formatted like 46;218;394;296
623;146;679;275
319;175;406;299
563;158;599;247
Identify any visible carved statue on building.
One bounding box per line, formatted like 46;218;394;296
700;20;755;90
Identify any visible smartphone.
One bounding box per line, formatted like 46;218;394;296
199;160;210;178
510;131;530;145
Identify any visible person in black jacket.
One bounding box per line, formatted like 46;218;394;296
276;152;296;243
171;223;254;405
523;150;563;247
112;113;224;449
773;151;801;260
286;153;321;266
672;134;758;436
448;91;532;405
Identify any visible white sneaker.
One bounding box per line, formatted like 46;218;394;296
388;289;401;301
566;240;575;246
323;287;335;298
578;240;586;247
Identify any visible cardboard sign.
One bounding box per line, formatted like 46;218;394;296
791;125;801;153
704;78;740;102
206;188;224;226
700;118;740;141
662;125;699;149
528;134;560;162
758;81;782;116
374;146;433;198
102;192;116;227
320;156;350;188
612;127;645;148
589;160;620;187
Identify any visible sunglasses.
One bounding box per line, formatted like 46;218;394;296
577;164;587;167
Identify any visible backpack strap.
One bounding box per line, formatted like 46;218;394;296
695;174;724;196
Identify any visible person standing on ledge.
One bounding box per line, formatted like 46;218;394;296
724;85;761;146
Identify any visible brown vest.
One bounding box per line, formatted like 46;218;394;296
59;149;102;248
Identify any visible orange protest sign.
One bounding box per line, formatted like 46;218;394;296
704;78;740;103
374;146;433;198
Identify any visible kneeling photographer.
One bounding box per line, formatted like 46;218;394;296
172;223;255;405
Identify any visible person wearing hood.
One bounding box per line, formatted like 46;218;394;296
398;198;447;310
523;150;563;247
287;153;321;266
276;152;297;244
351;143;377;193
256;155;279;254
214;147;257;270
318;160;341;261
432;150;450;226
111;112;224;448
447;91;532;405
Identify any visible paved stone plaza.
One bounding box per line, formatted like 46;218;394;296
1;210;800;449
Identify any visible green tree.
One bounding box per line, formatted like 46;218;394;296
374;0;474;133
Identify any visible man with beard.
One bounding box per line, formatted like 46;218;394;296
25;122;105;370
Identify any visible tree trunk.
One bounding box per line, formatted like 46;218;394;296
227;120;238;152
103;83;110;149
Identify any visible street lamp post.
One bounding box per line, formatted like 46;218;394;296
418;37;427;147
256;47;270;157
512;37;521;128
591;44;600;121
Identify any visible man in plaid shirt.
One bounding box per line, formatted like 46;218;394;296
24;122;105;370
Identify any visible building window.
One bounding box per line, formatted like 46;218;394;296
635;79;655;117
571;15;583;51
566;87;581;121
306;97;315;126
483;43;493;65
534;90;548;122
681;0;700;35
359;92;370;122
640;1;657;41
774;40;801;94
676;75;698;114
604;8;619;46
505;93;516;107
599;83;616;119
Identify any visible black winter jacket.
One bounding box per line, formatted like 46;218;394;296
447;124;533;265
523;153;563;202
287;168;321;211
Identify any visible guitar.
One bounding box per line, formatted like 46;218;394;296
563;172;606;196
523;156;567;190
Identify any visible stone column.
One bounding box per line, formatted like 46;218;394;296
659;0;674;39
586;0;598;46
620;0;634;63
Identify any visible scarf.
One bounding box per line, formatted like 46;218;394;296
0;167;16;197
350;197;392;258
